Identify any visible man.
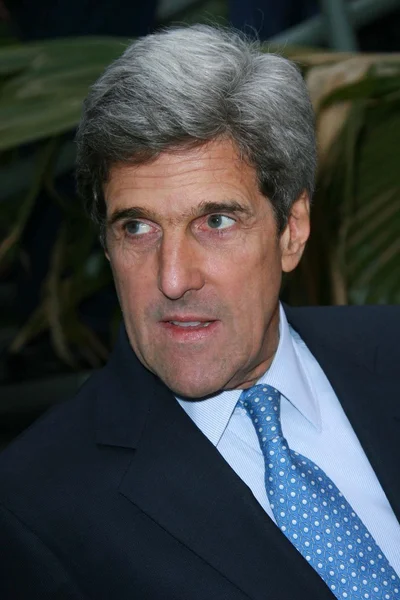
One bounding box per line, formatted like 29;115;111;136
0;25;399;600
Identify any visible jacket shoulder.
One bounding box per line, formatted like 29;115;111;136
285;304;400;371
286;304;399;335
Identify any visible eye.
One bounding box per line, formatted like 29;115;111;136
125;221;152;236
206;214;236;230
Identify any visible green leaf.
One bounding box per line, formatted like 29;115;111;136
0;37;130;76
321;72;400;108
0;97;83;149
0;37;131;149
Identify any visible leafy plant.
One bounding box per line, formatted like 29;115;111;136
0;39;399;372
290;54;400;306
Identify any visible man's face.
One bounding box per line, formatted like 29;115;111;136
104;140;309;397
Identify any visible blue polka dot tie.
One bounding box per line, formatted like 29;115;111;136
239;384;400;600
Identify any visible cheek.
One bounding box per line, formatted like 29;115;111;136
110;255;150;318
229;245;282;314
215;236;281;288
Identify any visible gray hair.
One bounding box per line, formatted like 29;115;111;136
76;25;317;242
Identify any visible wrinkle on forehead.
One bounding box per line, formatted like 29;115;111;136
105;139;252;192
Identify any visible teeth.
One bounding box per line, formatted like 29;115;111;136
170;321;210;327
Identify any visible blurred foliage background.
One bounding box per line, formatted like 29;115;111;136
0;0;399;391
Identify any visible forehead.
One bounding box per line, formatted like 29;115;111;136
104;139;262;215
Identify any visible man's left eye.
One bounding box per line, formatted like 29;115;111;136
206;215;236;230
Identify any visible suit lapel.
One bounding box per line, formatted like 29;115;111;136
285;306;400;522
96;327;335;600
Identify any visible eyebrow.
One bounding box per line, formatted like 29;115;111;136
107;200;253;228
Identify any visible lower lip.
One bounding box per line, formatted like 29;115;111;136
159;321;219;342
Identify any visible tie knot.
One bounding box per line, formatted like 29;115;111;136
239;384;282;442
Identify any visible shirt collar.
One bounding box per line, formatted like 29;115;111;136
259;304;321;431
177;303;321;447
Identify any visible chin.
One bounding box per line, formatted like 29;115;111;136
160;371;224;400
142;350;234;399
167;382;217;400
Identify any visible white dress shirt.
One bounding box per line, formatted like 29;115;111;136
177;304;400;575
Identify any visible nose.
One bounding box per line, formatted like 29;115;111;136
157;233;205;300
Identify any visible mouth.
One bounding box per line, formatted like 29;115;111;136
159;318;219;341
168;320;213;328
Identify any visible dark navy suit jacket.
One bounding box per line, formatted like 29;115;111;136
0;305;399;599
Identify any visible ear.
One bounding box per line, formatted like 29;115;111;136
280;190;310;273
